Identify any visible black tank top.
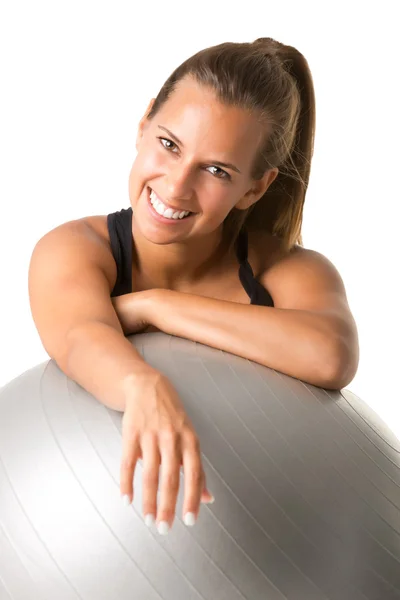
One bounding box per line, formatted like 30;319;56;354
107;207;274;307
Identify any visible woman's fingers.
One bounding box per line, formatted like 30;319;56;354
156;428;182;534
181;430;205;526
141;432;161;526
201;487;215;505
121;427;213;533
120;428;141;504
120;374;215;534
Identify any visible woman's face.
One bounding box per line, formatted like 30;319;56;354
128;76;276;246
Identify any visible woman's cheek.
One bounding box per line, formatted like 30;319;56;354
139;148;167;178
204;186;233;216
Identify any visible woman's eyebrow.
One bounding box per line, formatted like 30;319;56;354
157;125;242;174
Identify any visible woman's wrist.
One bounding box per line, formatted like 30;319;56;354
136;288;167;329
121;364;163;398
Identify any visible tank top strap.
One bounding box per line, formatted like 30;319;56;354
236;229;274;307
235;228;249;263
107;207;133;297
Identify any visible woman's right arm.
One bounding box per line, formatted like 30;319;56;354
28;218;213;532
28;219;154;411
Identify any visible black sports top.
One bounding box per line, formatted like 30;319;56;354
107;207;274;307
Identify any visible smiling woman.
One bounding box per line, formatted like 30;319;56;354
28;37;359;541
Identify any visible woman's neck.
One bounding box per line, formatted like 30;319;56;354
131;221;233;290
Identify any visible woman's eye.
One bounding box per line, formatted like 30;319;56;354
158;137;177;152
206;166;230;180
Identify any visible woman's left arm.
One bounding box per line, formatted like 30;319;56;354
113;249;359;390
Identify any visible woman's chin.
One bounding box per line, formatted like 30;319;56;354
132;205;196;245
132;217;189;246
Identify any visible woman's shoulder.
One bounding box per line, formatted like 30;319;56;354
249;229;341;291
248;229;300;277
82;214;112;242
250;229;350;311
79;214;117;287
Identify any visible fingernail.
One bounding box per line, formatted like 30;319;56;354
144;514;155;527
157;521;169;535
121;494;131;506
204;495;215;504
184;512;196;526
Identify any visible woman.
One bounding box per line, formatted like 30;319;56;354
28;37;359;536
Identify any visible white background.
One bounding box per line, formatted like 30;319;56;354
1;2;399;437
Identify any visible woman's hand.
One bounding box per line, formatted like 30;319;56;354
111;291;161;335
120;369;214;534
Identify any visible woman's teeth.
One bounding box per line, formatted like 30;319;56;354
149;189;191;220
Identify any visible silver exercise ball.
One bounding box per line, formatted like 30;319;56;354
0;333;399;600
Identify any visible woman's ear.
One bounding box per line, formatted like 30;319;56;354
235;168;279;210
135;99;156;151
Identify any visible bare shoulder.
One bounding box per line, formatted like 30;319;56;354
250;230;352;313
79;214;116;285
81;214;111;244
41;214;117;292
248;230;289;276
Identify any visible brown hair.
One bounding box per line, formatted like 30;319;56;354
147;37;316;253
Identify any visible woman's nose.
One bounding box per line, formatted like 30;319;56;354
165;164;194;201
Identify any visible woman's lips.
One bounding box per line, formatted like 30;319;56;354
146;187;194;225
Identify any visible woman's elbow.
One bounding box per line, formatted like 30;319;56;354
322;336;360;390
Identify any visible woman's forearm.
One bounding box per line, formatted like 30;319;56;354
142;290;357;390
64;321;158;412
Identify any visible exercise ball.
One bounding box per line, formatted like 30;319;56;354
0;333;399;600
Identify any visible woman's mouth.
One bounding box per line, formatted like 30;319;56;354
147;187;194;224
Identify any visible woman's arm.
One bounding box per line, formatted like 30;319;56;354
113;248;359;390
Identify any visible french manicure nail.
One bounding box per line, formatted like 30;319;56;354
121;494;131;506
157;521;169;535
184;512;196;526
145;514;155;527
